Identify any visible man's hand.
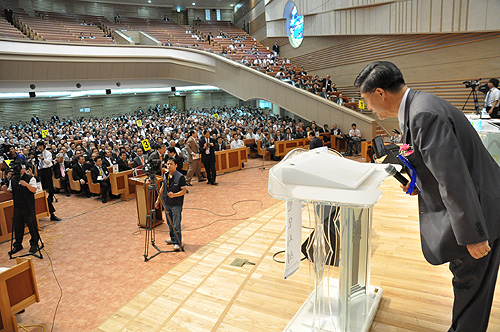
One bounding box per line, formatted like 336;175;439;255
400;183;418;195
80;179;85;184
467;241;491;259
167;191;174;198
155;199;160;209
19;180;28;187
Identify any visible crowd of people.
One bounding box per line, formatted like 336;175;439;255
1;105;360;205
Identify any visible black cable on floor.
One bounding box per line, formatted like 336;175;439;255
272;250;307;263
132;199;265;234
44;248;62;332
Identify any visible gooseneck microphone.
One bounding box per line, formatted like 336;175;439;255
384;164;409;186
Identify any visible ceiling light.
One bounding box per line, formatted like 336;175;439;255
192;2;195;5
230;4;234;6
147;0;151;2
177;7;181;12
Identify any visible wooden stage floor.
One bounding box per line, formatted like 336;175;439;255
95;178;500;332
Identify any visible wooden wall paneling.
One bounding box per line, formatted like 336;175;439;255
57;106;74;119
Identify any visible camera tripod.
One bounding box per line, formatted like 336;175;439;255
143;173;184;262
461;84;481;115
9;215;45;260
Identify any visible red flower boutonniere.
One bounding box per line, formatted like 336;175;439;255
399;144;414;157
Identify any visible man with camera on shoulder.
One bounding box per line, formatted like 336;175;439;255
2;159;40;256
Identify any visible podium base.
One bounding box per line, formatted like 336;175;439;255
283;277;383;332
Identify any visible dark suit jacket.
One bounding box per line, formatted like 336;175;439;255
309;137;323;150
199;137;216;162
53;161;71;179
215;142;226;151
133;155;145;168
102;156;115;168
72;162;89;182
321;79;333;91
91;165;110;183
117;158;131;172
403;89;500;265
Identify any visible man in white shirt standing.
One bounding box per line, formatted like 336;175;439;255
36;141;60;221
485;78;500;119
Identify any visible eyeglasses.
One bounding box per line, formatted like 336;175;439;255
361;91;375;107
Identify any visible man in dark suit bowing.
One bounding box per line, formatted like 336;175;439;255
308;131;323;150
355;61;500;332
199;129;217;185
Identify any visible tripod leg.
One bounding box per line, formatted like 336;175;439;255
164;207;184;251
9;219;14;259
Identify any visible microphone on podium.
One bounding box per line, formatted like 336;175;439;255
384;164;409;186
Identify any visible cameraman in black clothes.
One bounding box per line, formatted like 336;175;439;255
2;160;41;255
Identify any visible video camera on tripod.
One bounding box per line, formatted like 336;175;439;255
143;151;162;180
463;79;481;89
461;78;488;115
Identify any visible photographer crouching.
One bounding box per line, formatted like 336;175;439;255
2;159;42;256
36;141;61;221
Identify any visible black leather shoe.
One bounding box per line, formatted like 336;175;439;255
186;183;192;186
50;215;61;221
211;182;218;186
198;178;207;182
206;181;211;184
29;245;39;253
86;193;92;198
65;192;70;197
8;246;23;256
102;198;107;203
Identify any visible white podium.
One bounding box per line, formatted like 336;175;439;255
268;148;400;332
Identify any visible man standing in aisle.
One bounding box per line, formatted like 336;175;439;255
36;141;60;221
200;130;217;186
155;158;187;251
355;61;500;332
185;130;206;186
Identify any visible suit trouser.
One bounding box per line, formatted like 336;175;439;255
98;180;110;201
486;106;500;119
186;159;203;184
13;207;38;248
448;237;500;332
39;167;55;214
59;176;70;194
203;157;216;184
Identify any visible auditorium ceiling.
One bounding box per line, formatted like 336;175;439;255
78;0;238;9
0;79;197;93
